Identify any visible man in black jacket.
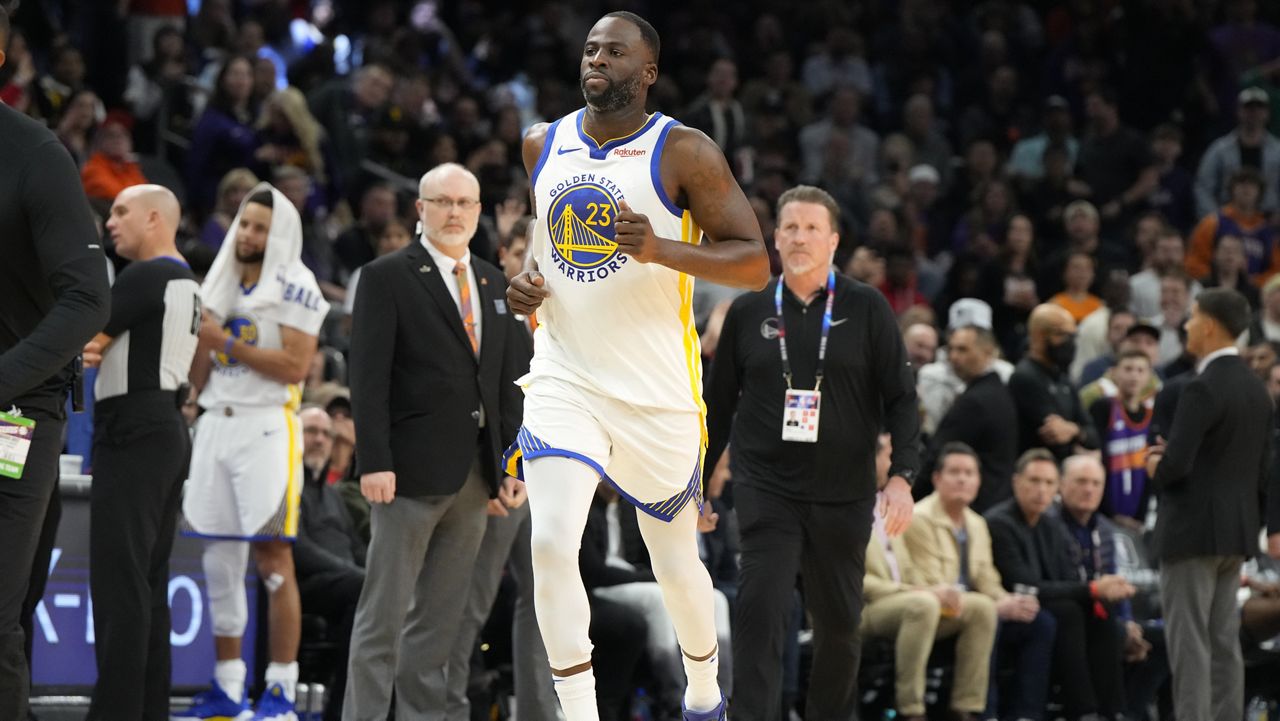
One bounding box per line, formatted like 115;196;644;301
345;163;530;720
0;9;112;716
1008;304;1100;459
985;449;1135;720
1147;287;1278;721
296;406;366;721
919;324;1018;512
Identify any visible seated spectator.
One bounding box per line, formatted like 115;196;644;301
1151;270;1193;366
862;440;997;721
917;300;1015;440
307;63;394;202
1009;95;1078;184
986;450;1136;721
904;444;1055;721
903;322;940;377
879;245;930;316
1147;123;1195;234
342;217;413;317
1201;233;1261;310
919;326;1018;512
1078;309;1137;387
844;244;886;288
1053;455;1169;721
81;111;148;204
186;55;262;217
123;25;193;151
1130;228;1202;320
1187;167;1279;285
799;86;879;192
1020;142;1090;250
295;405;368;721
34;44;86;122
256;87;333;203
1194;87;1280;219
198;168;259;250
976;214;1040;361
1048;252;1103;323
333;183;398;277
581;484;730;718
1008;305;1099;460
1245;274;1280;345
55;88;102;168
1039;200;1100;299
1069;267;1132;384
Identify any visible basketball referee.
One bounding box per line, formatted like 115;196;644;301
0;7;112;717
81;185;201;721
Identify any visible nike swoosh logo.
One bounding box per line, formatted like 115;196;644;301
831;318;849;326
556;146;581;155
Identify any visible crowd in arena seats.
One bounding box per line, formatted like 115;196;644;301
8;0;1280;718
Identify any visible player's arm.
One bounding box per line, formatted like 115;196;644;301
509;124;552;315
197;313;317;385
613;126;769;290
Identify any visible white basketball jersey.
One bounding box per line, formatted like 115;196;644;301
526;109;704;416
198;264;327;410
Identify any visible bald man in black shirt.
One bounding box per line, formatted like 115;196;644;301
0;8;112;717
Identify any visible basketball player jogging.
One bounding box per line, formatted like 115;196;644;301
176;183;329;721
505;12;770;721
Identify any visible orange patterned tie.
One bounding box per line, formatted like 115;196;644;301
454;263;479;355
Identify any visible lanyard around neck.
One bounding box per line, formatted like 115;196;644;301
774;269;836;391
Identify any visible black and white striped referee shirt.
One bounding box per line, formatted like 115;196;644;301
95;257;201;401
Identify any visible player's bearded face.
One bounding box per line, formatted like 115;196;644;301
581;68;643;112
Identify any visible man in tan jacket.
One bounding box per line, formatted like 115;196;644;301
863;440;998;721
903;442;1057;721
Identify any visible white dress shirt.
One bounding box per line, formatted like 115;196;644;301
1196;345;1239;375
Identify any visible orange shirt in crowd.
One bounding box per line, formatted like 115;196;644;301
81;152;148;201
1186;204;1280;284
1049;291;1103;323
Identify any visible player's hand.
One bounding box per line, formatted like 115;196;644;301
508;270;549;315
1094;574;1136;601
614;200;666;264
82;339;105;368
361;471;396;504
499;476;527;509
879;476;914;536
487;498;509;517
198;312;228;350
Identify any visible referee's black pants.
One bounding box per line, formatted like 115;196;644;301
87;392;189;721
0;411;64;721
732;484;875;721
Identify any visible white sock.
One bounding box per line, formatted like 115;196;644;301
682;645;721;711
552;668;600;721
215;659;247;703
265;661;299;703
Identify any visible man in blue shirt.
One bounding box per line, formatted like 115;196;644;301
1054;454;1169;721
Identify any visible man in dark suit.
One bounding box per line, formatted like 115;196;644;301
344;163;531;721
918;325;1018;512
985;449;1136;720
1147;287;1278;721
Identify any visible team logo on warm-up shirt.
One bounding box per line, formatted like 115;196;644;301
546;179;630;283
215;315;259;368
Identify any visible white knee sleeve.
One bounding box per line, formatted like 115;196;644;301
203;540;250;637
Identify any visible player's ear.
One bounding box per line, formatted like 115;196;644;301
644;62;657;87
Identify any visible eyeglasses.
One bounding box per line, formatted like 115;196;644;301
421;197;481;211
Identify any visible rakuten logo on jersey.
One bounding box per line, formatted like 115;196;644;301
613;148;647;158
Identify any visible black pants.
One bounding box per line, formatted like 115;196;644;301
0;414;65;721
732;485;875;721
86;395;189;721
300;570;363;721
1042;598;1127;718
590;596;648;721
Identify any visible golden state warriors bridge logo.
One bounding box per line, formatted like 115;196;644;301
215;315;259;368
547;180;630;283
